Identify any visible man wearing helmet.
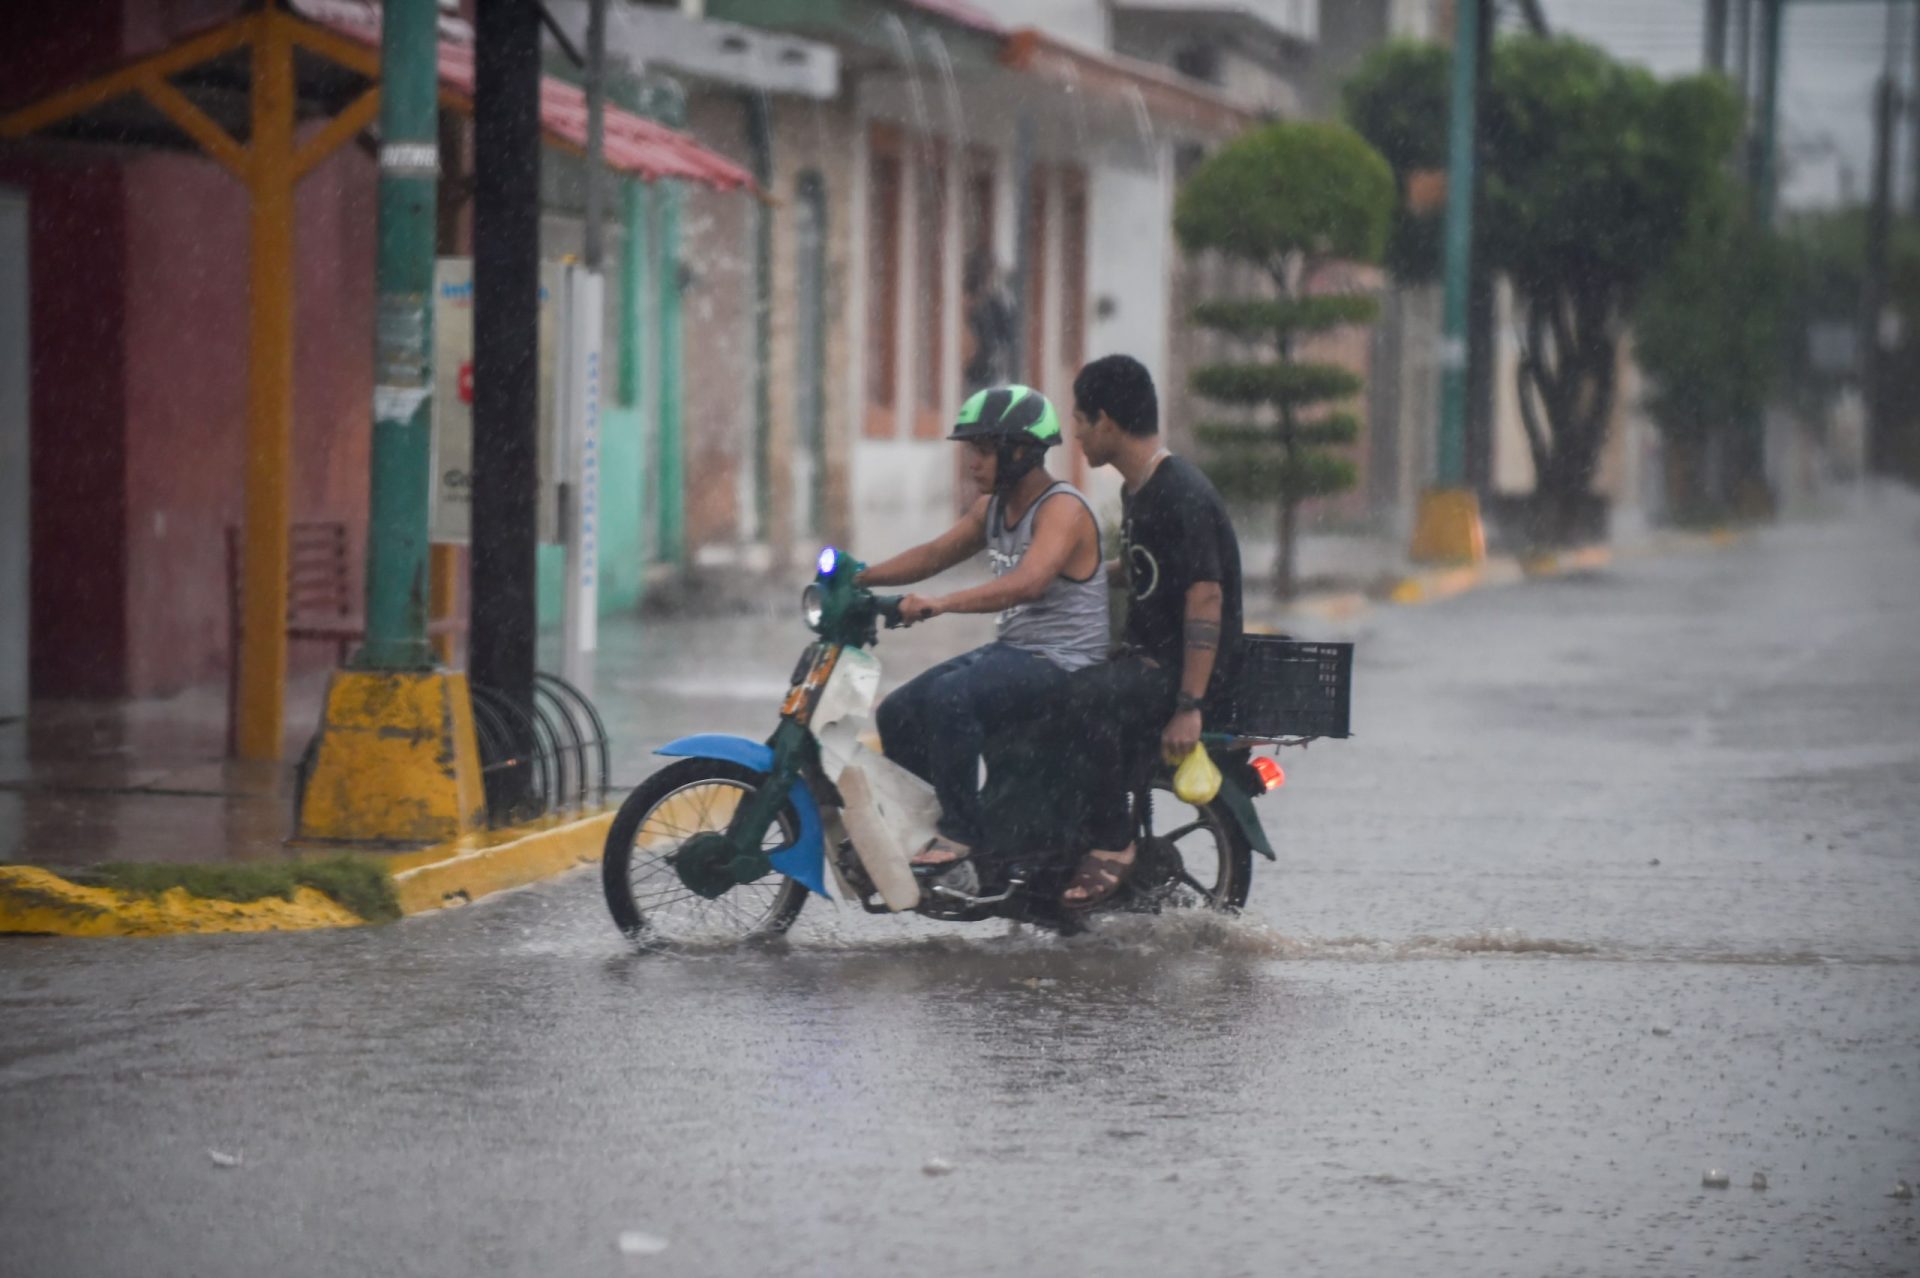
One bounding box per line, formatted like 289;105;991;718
855;385;1108;868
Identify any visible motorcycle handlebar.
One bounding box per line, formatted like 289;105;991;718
872;594;906;628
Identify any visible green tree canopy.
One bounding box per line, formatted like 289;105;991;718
1174;120;1393;597
1345;35;1744;539
1175;123;1394;270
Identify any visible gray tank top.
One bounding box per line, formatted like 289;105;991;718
986;482;1109;671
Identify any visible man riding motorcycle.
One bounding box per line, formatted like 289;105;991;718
1060;354;1245;908
854;385;1107;870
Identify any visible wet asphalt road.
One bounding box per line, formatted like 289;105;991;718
4;497;1918;1277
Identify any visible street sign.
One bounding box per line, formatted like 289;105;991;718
429;257;561;544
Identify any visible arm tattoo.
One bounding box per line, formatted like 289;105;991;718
1184;618;1221;652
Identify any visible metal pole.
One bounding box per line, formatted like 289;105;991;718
583;0;606;270
235;10;296;760
471;0;542;737
1466;0;1494;493
1706;0;1730;71
1910;2;1920;215
1733;0;1753;100
563;0;607;692
1436;0;1480;487
1009;114;1033;384
359;0;440;670
657;179;686;566
1863;24;1899;474
1751;0;1784;225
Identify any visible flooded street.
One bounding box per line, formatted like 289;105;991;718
4;501;1918;1277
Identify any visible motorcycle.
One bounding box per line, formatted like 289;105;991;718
600;547;1350;944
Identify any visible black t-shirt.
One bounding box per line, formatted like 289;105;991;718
1120;454;1243;709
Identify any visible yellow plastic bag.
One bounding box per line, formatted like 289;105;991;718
1173;743;1222;805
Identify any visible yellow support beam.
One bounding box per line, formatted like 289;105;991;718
284;14;382;79
235;10;296;762
135;73;249;179
0;17;253;140
292;84;380;180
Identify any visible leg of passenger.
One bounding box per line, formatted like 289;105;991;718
1066;657;1175;907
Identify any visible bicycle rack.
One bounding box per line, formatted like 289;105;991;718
470;674;612;829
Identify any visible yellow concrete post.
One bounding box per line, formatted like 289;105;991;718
236;13;296;761
430;542;459;664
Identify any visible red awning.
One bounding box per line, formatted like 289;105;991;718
306;2;754;192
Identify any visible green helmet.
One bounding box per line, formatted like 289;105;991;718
949;385;1063;449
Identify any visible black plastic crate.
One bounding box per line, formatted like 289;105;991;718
1222;637;1353;740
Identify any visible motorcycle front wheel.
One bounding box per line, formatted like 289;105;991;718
601;757;809;944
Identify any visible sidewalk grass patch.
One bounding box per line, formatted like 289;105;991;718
64;856;400;923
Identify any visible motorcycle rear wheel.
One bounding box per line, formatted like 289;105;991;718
1141;780;1254;911
601;758;809;944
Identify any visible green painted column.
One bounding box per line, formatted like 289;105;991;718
657;179;685;566
620;179;648;408
359;0;439;669
1436;0;1480;489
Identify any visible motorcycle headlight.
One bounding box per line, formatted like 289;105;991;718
801;583;825;630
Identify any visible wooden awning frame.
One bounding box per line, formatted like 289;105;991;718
0;2;746;760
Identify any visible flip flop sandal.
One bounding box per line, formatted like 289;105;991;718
910;836;973;870
1061;845;1136;911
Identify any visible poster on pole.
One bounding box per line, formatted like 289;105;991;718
429;257;562;544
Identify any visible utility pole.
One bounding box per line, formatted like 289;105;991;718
1436;0;1479;489
1863;5;1901;476
360;0;440;670
1910;0;1920;214
1706;0;1731;70
294;0;488;849
1751;0;1785;225
1734;0;1753;101
1410;0;1487;563
560;0;608;695
1466;0;1495;494
471;0;542;778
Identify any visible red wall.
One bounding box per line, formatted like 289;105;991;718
2;0;381;699
4;160;131;699
119;140;377;697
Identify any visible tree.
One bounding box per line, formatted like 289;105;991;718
1632;196;1792;522
1345;36;1744;543
1173;122;1395;597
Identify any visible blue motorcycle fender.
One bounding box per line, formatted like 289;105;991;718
654;734;831;898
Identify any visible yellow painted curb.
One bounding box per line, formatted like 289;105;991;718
1388;564;1484;605
392;809;614;916
0;865;363;937
1522;545;1613;577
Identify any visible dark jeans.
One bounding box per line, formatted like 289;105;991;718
1065;654;1179;851
876;642;1070;848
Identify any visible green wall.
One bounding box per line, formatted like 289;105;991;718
537;400;647;627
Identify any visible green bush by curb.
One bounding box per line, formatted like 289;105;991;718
55;856;400;923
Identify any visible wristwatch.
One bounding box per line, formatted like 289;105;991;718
1174;691;1203;714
